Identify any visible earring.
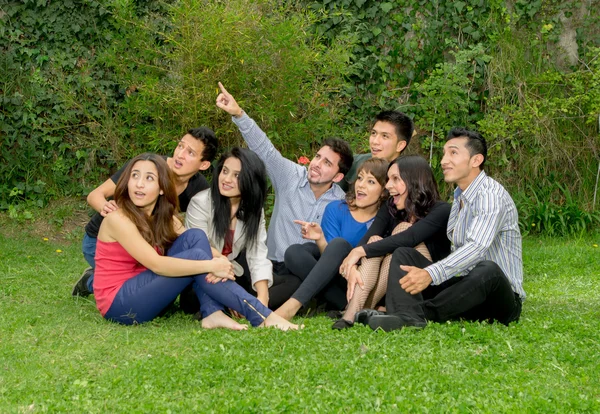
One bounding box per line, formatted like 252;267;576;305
159;191;164;195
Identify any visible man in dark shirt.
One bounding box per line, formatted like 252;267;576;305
338;110;414;192
72;127;219;296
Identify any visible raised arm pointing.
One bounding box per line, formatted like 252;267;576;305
216;82;243;117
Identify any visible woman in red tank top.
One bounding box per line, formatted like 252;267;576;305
93;153;298;331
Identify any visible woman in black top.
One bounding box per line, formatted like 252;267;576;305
334;156;451;329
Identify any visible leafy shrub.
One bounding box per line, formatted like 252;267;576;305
0;0;127;208
515;182;600;237
105;0;353;159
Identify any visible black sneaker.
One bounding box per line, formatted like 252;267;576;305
368;313;427;332
326;310;343;320
331;319;354;330
72;267;93;297
354;309;386;325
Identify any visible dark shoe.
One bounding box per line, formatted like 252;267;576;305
326;310;344;320
332;319;354;330
354;309;386;325
368;313;427;332
72;267;93;297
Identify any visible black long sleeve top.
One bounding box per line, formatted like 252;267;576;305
358;201;452;263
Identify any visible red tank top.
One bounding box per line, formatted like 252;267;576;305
94;240;152;316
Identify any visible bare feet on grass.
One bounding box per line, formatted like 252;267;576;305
274;298;302;321
201;310;248;331
260;312;303;331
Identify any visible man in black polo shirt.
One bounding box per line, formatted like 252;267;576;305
72;127;219;296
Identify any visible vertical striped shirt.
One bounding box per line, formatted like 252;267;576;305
232;113;346;262
426;171;525;298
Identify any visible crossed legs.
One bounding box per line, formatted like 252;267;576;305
341;222;431;323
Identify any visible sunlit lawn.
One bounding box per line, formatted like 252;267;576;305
1;213;599;412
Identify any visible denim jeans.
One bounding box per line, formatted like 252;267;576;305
81;233;97;292
103;229;272;326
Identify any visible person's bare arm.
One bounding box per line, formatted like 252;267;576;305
87;178;118;216
103;212;234;279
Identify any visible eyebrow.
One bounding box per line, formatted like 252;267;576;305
223;166;241;174
179;140;197;155
322;156;334;165
132;169;157;176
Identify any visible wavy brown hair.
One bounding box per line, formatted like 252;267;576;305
113;153;180;253
345;157;389;210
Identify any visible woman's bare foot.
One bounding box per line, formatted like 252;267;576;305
201;310;248;330
260;312;302;331
274;298;302;321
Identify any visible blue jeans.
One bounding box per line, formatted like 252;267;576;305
82;233;97;292
103;229;272;326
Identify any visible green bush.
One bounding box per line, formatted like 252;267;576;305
515;181;600;237
105;0;353;159
0;0;123;209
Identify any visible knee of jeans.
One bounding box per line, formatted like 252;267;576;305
184;247;212;261
391;246;416;262
182;228;211;249
326;237;352;254
284;244;305;267
475;260;503;276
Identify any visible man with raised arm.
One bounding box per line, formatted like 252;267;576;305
215;83;353;307
360;127;524;331
72;127;219;297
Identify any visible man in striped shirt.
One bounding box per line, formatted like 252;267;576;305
362;128;524;331
216;83;353;308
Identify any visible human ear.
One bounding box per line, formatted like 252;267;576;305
332;172;345;183
471;154;484;169
395;139;407;154
198;160;211;171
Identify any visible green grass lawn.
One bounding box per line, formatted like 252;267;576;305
1;213;599;413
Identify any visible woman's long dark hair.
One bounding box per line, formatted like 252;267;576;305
210;147;267;250
388;155;440;223
114;153;179;253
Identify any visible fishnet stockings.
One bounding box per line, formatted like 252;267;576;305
342;222;431;321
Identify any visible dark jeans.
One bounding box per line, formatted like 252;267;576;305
179;252;303;313
386;247;522;325
104;229;271;326
284;238;352;310
81;233;97;292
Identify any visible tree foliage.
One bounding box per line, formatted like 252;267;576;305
1;0;599;233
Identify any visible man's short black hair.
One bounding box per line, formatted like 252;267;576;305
322;137;353;176
447;127;487;169
375;110;414;146
188;127;218;162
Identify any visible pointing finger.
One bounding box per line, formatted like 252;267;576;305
218;82;229;96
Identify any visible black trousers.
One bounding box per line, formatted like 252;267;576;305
284;238;351;310
386;247;522;325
